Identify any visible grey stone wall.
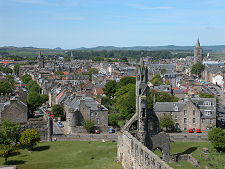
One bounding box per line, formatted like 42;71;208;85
117;131;172;169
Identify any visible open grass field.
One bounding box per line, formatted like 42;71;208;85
0;141;122;169
1;141;224;169
168;142;225;169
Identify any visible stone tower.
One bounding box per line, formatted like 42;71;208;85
194;39;203;64
37;51;45;68
136;57;149;145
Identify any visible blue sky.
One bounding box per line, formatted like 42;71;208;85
0;0;225;49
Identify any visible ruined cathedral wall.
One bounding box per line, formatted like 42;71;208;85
117;131;172;169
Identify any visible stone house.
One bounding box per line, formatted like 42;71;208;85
64;95;108;133
154;97;216;131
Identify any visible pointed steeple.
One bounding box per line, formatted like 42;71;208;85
196;38;200;48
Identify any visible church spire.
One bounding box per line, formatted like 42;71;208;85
196;38;200;48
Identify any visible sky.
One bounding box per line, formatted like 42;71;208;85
0;0;225;49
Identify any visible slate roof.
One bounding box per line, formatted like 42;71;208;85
154;102;186;112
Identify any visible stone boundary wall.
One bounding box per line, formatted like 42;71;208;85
169;134;208;142
52;134;118;141
117;131;172;169
52;133;209;142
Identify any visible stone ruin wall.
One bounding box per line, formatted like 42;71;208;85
117;131;172;169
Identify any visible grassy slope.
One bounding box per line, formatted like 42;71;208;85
168;142;225;169
0;141;122;169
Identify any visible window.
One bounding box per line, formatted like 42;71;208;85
95;112;98;116
193;110;195;116
184;118;187;124
90;112;93;117
193;118;196;124
96;118;100;124
142;108;145;117
203;101;211;106
175;115;178;120
184;110;187;116
139;89;142;95
205;111;212;116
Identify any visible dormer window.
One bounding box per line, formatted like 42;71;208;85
205;110;212;116
174;105;179;111
203;101;211;106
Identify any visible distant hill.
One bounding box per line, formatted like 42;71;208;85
76;45;225;52
1;45;225;58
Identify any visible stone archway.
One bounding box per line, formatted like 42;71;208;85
147;132;171;162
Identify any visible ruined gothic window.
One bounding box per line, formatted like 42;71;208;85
184;110;187;116
184;118;187;124
141;75;144;81
139;89;142;95
193;110;195;116
142;108;145;117
138;75;140;81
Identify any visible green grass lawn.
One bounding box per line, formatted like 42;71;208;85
0;141;122;169
168;142;225;169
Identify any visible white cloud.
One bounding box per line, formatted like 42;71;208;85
128;4;174;10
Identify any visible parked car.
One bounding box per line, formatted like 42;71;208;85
188;128;194;133
109;127;115;133
58;123;64;128
95;130;100;134
176;128;181;133
196;129;202;133
57;121;62;125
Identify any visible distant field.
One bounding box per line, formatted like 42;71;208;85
211;53;225;59
0;141;122;169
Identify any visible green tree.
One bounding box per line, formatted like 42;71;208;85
27;91;42;112
0;120;21;145
20;129;40;151
115;84;136;120
117;76;136;89
160;69;166;75
151;74;163;86
159;115;175;131
21;74;32;84
191;63;205;77
103;80;117;97
208;128;225;152
0;145;14;164
14;64;20;76
83;120;94;133
199;93;214;98
40;94;49;104
165;79;170;85
108;113;119;127
121;57;128;62
82;68;99;81
6;75;15;86
0;80;13;95
54;71;64;75
52;104;64;118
